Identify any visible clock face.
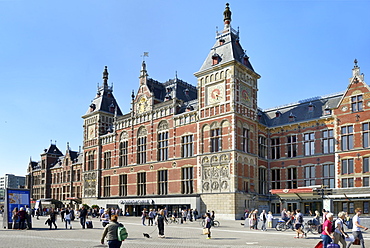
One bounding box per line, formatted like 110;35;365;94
137;96;148;114
208;84;224;104
87;125;95;139
240;86;252;107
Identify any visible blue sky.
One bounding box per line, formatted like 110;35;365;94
1;0;369;177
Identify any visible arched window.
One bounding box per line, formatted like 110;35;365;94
157;121;169;161
137;127;147;164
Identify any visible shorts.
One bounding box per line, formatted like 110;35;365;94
295;223;302;230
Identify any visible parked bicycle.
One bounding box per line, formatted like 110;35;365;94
199;219;220;227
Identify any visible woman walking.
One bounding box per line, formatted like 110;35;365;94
205;212;212;239
101;215;122;248
333;211;348;248
321;212;334;248
64;209;72;229
157;209;165;238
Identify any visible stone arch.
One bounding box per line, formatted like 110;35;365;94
137;126;147;137
157;120;169;131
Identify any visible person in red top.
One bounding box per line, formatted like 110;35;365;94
321;212;334;248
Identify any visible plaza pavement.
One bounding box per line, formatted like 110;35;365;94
0;215;369;248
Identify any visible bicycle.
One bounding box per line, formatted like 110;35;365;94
168;217;180;224
302;220;320;235
275;219;294;232
200;219;220;227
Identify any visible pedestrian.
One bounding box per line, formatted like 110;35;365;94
48;208;58;230
252;209;258;230
12;207;19;229
64;209;72;229
101;209;110;227
321;212;334;248
101;215;122;248
25;205;32;229
148;209;155;226
79;205;88;229
60;208;65;222
17;207;27;230
322;209;327;224
281;208;289;222
346;208;368;248
36;207;40;220
193;209;198;220
294;209;305;238
157;209;165;238
181;209;187;224
205;212;212;239
141;208;147;226
260;209;267;231
333;211;348;248
267;211;273;228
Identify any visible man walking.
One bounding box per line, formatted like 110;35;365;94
260;210;267;231
79;206;88;229
347;208;368;248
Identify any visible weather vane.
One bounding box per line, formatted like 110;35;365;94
141;52;149;62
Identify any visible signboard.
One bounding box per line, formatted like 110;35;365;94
3;188;31;229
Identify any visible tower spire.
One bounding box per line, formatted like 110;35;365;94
103;66;109;87
223;3;232;29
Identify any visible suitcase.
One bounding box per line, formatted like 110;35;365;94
327;243;340;248
314;241;323;248
86;220;93;228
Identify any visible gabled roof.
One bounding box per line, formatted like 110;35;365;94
41;144;63;156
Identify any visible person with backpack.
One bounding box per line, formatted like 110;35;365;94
347;208;368;248
333;212;349;248
101;215;122;248
294;209;305;238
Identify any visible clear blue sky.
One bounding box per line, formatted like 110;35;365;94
1;0;369;177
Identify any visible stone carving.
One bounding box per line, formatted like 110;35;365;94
211;181;219;190
221;181;228;190
221;166;229;177
203;182;210;191
138;126;147;137
158;121;169;131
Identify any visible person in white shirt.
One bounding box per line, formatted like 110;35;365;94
267;211;274;228
347;208;368;248
259;210;267;231
333;211;349;248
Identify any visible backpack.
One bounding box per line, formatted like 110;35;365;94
117;223;128;241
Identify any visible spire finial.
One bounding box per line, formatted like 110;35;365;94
223;3;232;28
131;90;135;100
103;66;109;86
354;59;358;68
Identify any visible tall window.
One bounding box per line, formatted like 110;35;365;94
363;157;369;173
341;126;354;150
181;135;194;158
323;130;334;153
119;174;127;196
271;138;280;159
259;168;267;194
242;128;249;153
137;172;146;196
363;177;369;187
287;135;297;157
181;167;193;194
137;137;147;164
158;170;168;195
87;152;94;171
304;132;315;156
287;168;297;189
342;178;354;188
363;123;370;148
210;128;221;152
323;164;335;188
304;165;315;186
103;176;110;197
119;141;128;166
271;169;281;189
258;136;267;158
342;159;354;175
351;95;363;112
158;131;169;161
103;151;111;169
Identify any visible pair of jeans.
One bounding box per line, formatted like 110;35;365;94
321;234;332;248
80;216;86;228
347;231;365;248
107;240;122;248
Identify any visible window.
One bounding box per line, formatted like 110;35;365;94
87;152;94;171
342;178;354;188
323;164;335;188
119;141;128;166
351;95;363;112
181;135;194;158
271;138;280;159
323;130;334;153
119;174;127;196
304;165;316;186
137;172;146;196
364;157;369;173
181;167;193;194
211;128;221;152
287;135;297;157
364;177;369;187
342;159;354;175
158;131;169;161
258;136;267;158
287;168;297;189
271;169;281;189
242;128;249;153
363;123;370;148
243;181;249;192
259;168;267;194
304;132;315;156
103;151;111;169
137;137;147;164
103;176;110;197
341;126;354;150
158;170;168;195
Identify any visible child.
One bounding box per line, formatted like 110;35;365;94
267;211;273;228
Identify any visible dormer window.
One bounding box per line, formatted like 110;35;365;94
243;55;249;66
324;106;331;115
212;53;220;65
308;102;314;112
351;95;363;112
275;111;281;118
109;102;115;113
90;103;96;112
289;113;296;122
219;39;225;45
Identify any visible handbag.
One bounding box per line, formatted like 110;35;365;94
203;228;209;235
353;238;361;245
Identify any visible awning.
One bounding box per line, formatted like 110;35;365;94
270;188;319;201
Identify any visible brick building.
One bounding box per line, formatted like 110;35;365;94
27;4;370;218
